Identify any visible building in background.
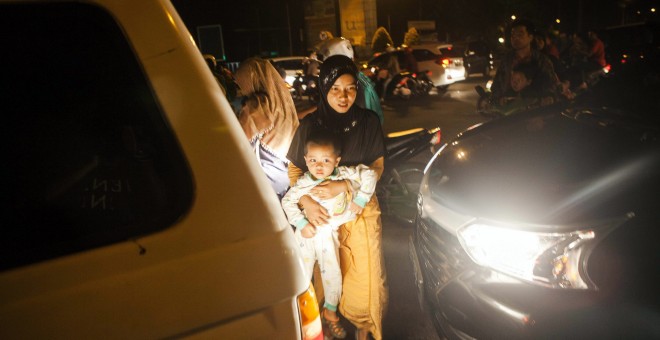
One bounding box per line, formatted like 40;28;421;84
304;0;378;59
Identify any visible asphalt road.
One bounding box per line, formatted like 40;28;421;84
379;77;489;340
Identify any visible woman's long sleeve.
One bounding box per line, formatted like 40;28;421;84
288;162;305;186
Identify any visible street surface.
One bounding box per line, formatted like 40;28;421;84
379;77;488;340
299;76;491;339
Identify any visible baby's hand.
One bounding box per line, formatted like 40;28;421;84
349;202;364;215
301;224;317;238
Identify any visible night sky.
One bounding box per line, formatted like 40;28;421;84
171;0;659;62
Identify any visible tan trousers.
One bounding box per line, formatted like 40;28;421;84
315;196;388;340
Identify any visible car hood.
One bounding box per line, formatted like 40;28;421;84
428;106;660;225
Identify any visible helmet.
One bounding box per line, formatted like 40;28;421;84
318;37;354;60
202;54;217;70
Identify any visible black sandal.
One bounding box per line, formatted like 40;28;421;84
321;312;347;339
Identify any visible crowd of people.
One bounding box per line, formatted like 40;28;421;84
221;37;386;340
486;18;608;115
201;19;608;339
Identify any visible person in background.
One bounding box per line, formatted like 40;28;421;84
490;18;559;107
234;57;299;200
281;130;378;340
561;32;592;92
496;62;543;115
287;55;387;340
541;31;560;59
379;46;401;102
203;54;227;96
304;51;321;77
401;45;419;74
535;31;573;99
587;30;607;71
204;54;241;113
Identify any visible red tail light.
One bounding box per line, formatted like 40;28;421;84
437;58;452;66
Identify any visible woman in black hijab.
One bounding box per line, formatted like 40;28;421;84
287;55;387;340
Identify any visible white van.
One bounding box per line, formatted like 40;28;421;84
0;0;321;339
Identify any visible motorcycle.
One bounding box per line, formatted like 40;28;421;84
410;70;434;95
377;126;442;224
292;71;320;103
475;63;612;119
386;70;434;100
366;66;433;101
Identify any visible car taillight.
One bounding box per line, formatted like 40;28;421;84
429;127;442;145
297;283;323;340
437;58;451;67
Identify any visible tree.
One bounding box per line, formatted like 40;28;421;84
403;27;421;46
371;27;394;54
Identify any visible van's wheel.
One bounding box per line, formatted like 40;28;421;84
436;85;448;95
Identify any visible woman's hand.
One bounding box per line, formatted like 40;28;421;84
300;195;330;226
310;180;348;200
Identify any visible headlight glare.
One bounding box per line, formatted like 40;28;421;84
458;223;596;289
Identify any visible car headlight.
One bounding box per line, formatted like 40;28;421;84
457;222;614;290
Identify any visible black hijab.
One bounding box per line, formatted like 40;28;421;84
316;55;361;133
287;55;385;171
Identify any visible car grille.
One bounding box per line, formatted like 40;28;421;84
415;217;470;290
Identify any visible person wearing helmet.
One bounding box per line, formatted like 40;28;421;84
203;54;227;96
316;37;384;124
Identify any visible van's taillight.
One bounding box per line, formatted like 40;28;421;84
298;284;323;340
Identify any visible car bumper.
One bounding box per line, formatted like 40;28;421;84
410;217;660;339
433;67;466;87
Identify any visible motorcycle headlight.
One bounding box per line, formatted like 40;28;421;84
457;222;617;290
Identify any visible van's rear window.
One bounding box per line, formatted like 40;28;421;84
1;3;193;271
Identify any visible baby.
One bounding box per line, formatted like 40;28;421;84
281;129;377;339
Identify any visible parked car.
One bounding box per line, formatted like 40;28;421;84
367;46;466;90
1;1;321;339
410;61;660;338
268;56;308;87
438;41;493;78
